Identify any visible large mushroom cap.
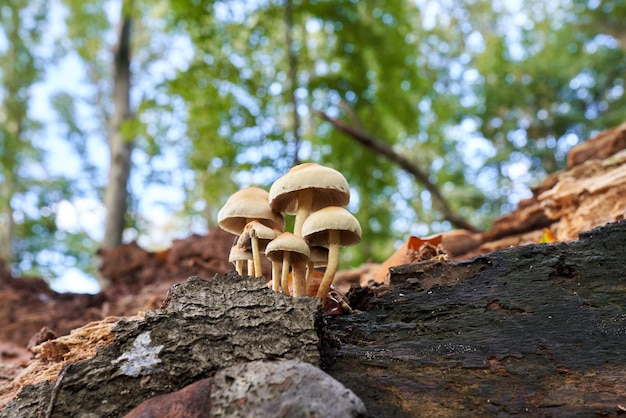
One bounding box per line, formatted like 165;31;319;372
265;232;310;264
301;206;362;247
269;163;350;214
218;187;284;234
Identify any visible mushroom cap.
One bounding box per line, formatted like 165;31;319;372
301;206;362;247
265;232;311;264
218;187;284;234
229;245;253;263
237;221;279;250
269;163;350;214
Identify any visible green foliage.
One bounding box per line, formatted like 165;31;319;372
163;0;626;267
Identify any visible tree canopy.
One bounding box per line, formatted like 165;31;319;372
1;0;624;289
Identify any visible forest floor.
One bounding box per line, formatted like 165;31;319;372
1;121;626;415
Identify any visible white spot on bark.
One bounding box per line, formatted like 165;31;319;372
112;331;163;377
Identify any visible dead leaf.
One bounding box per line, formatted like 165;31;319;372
371;234;444;284
539;228;558;243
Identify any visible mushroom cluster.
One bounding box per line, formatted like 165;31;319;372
217;163;362;301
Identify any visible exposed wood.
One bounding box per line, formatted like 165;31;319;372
317;111;480;233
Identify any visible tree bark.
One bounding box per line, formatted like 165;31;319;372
317;111;480;233
0;275;321;417
102;15;133;250
325;220;626;417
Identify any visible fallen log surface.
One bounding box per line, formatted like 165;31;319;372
3;222;626;417
326;220;626;417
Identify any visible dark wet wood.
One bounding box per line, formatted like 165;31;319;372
325;220;626;417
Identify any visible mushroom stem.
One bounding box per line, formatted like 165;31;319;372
292;263;307;297
316;230;340;300
281;252;291;296
271;262;281;291
236;260;244;275
251;234;262;278
293;188;313;237
247;260;255;277
305;262;314;289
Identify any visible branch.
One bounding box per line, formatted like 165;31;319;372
316;111;480;233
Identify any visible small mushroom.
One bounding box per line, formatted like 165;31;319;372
265;232;310;297
269;163;350;237
237;221;278;278
302;206;361;301
228;244;253;276
217;187;284;276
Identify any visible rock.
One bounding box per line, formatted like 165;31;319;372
125;360;368;418
123;378;214;418
211;360;367;417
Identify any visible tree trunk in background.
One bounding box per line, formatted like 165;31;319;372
0;172;14;265
285;0;300;166
102;15;133;251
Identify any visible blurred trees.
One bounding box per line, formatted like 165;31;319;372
0;0;59;269
1;0;625;285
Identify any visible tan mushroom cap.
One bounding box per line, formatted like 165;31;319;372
218;187;284;234
265;232;311;264
269;163;350;214
301;206;362;247
229;245;253;263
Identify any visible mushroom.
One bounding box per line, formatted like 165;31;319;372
237;221;278;279
301;206;361;301
218;187;284;276
228;244;253;276
269;163;350;237
265;232;310;297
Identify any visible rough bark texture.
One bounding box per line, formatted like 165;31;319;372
325;220;626;417
0;275;321;417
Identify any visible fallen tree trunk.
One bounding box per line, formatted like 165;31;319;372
325;220;626;416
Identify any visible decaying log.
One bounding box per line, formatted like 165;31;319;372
0;274;320;417
3;222;626;417
325;220;626;417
